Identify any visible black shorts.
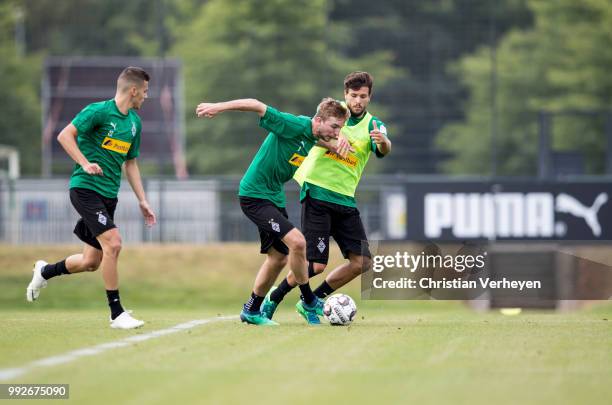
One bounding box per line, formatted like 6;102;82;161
70;187;118;250
239;196;295;255
301;194;371;264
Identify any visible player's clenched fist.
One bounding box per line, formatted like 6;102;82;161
333;135;355;158
196;102;222;118
82;162;103;176
369;120;386;145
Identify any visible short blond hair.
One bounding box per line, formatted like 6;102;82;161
315;98;349;121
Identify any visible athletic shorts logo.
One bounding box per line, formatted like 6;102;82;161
97;212;107;226
101;137;131;155
323;150;358;168
288;153;305;167
269;219;280;233
317;237;326;253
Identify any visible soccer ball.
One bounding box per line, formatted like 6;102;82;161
323;294;357;326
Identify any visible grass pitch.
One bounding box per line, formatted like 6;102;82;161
1;244;611;404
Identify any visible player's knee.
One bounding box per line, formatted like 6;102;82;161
286;232;306;253
102;237;122;257
82;257;101;272
293;236;306;253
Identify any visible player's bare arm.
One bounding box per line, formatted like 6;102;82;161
196;98;267;118
57;123;104;176
124;158;156;227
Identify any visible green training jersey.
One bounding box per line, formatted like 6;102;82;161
69;99;141;198
238;106;317;208
295;112;388;207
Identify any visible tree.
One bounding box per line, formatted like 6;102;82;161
0;1;41;174
330;0;532;174
170;0;400;174
437;0;612;175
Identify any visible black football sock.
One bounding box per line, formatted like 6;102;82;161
307;261;318;278
41;260;70;280
314;280;335;299
270;263;320;304
298;283;317;306
270;278;295;304
106;290;125;320
244;291;264;313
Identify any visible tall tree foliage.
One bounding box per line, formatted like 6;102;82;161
330;0;532;174
171;0;399;174
0;1;41;174
437;0;612;175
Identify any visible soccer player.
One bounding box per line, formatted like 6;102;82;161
196;97;350;325
262;71;392;320
26;67;156;330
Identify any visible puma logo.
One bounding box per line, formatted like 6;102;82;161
556;193;608;237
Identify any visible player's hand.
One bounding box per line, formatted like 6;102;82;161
196;103;222;118
370;120;386;145
82;162;104;176
139;200;157;227
333;135;355;158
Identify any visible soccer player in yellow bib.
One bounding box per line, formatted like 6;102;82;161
196;97;351;325
262;72;392;321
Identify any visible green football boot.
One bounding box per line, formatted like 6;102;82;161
261;287;279;320
240;309;279;326
295;297;325;325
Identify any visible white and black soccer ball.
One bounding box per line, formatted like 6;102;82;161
323;294;357;326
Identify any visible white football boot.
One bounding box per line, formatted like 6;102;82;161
110;311;145;329
26;260;48;302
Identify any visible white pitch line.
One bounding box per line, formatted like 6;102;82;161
0;315;237;382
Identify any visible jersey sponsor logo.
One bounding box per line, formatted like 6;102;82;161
288;153;306;167
101;136;131;155
323;150;358;168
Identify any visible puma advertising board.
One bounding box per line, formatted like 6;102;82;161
394;182;612;241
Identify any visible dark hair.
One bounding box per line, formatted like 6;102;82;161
117;66;150;88
315;98;349;121
344;71;373;95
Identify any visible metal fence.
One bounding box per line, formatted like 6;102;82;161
0;177;387;245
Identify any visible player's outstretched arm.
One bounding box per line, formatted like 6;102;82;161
57;123;104;176
196;98;267;118
124;158;156;227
